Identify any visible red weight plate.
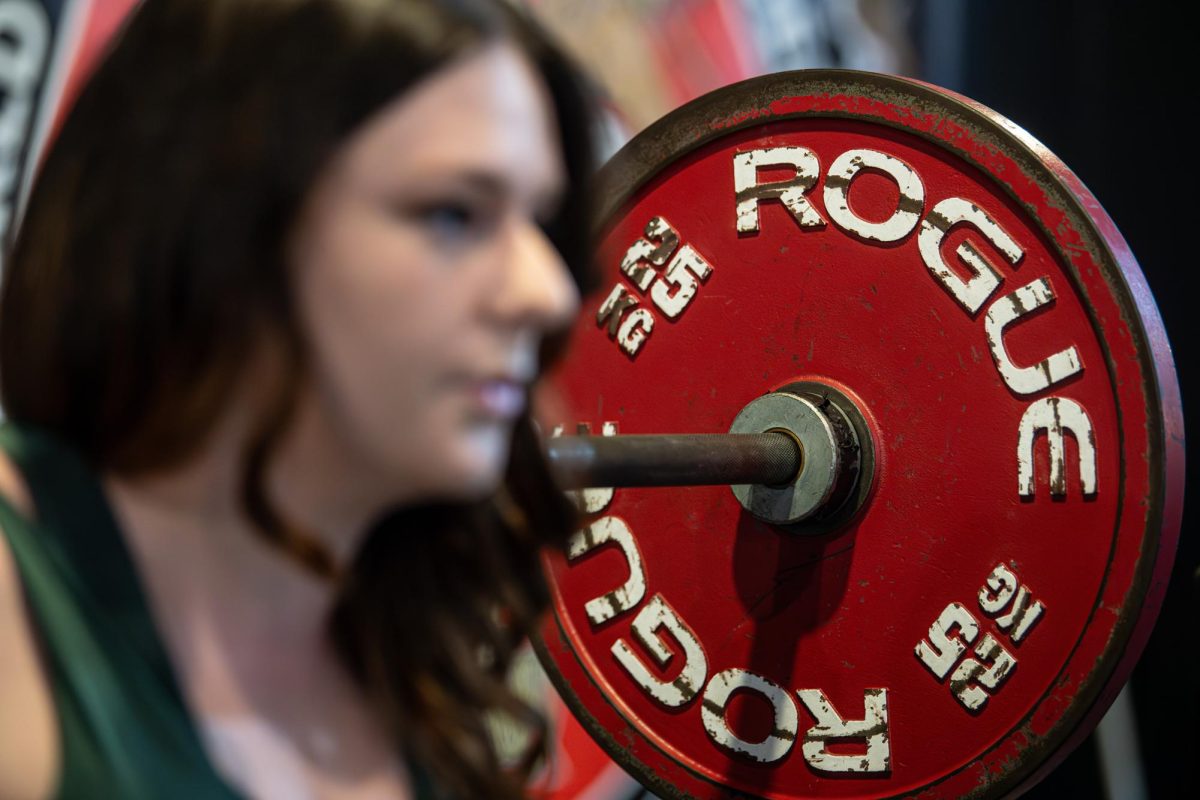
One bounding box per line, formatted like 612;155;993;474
534;70;1183;799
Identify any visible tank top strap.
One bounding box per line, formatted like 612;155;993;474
0;421;240;799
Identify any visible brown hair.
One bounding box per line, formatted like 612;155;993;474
0;0;596;796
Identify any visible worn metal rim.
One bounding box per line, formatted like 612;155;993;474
536;69;1185;799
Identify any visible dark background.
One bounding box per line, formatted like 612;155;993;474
914;1;1196;795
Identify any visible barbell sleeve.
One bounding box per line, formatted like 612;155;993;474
545;432;802;489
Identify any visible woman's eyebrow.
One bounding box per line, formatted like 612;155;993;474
414;169;563;211
453;170;508;200
387;170;506;204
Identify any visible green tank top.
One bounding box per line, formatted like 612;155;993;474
0;422;437;799
0;422;241;798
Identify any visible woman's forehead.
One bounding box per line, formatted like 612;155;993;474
332;43;565;199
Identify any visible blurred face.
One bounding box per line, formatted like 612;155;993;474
288;43;579;502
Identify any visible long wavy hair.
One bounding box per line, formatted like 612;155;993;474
0;0;596;796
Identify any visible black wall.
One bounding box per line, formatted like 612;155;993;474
915;1;1196;796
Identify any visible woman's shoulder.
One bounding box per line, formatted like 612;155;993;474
0;446;60;800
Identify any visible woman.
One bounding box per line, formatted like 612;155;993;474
0;0;597;798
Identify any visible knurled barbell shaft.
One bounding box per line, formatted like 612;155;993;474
545;432;801;489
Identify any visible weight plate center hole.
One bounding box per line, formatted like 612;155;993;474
730;383;874;532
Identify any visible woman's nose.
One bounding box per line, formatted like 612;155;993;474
489;217;580;333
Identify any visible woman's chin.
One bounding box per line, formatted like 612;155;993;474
428;427;512;500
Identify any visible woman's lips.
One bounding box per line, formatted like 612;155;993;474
473;378;527;419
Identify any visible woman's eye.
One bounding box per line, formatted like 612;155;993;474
409;201;490;241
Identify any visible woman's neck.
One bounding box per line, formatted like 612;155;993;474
101;415;410;795
106;384;417;601
101;392;406;647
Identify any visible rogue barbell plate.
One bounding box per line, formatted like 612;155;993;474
534;70;1183;799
